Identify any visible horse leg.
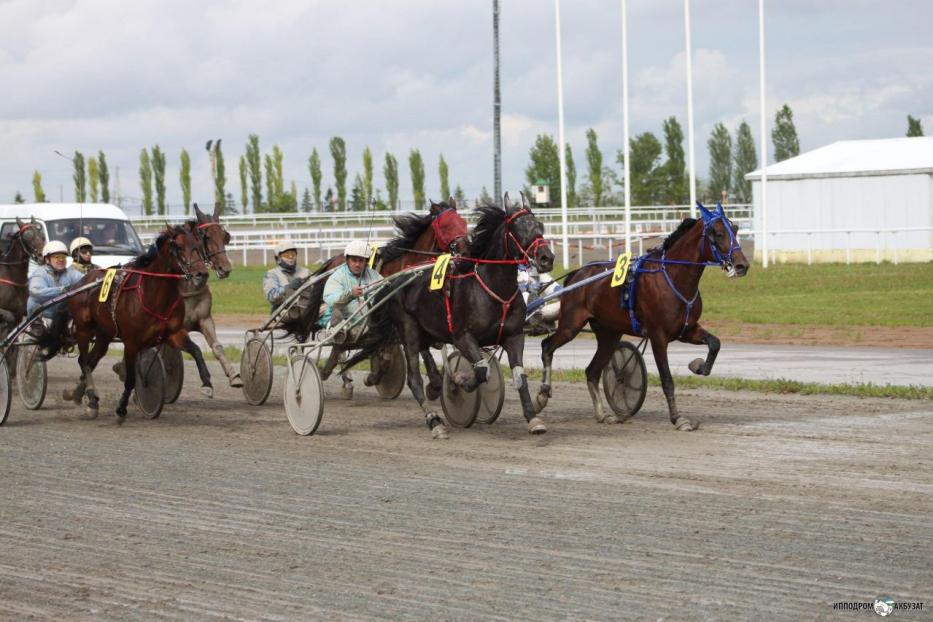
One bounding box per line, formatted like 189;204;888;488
399;317;447;439
81;335;112;420
64;330;90;405
422;349;443;401
199;316;242;387
115;344;138;421
681;324;720;376
320;347;352;399
585;323;625;424
535;314;587;413
449;334;487;393
181;336;213;398
648;331;696;432
501;331;546;435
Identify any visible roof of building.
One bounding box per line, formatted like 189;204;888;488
746;136;933;181
0;203;131;221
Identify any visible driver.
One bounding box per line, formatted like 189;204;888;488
67;236;99;276
519;263;561;334
321;239;382;334
263;240;311;309
27;240;83;332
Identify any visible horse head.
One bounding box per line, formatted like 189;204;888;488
429;198;470;256
697;202;749;278
163;224;210;287
14;216;46;263
191;202;233;278
502;193;554;273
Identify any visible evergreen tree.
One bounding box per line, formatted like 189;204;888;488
524;134;561;206
383;152;399;210
478;186;493;206
98;151;110;203
73;151;86;202
732;121;757;203
618;132;663;205
32;171;46;202
88;157;100;203
309;148;322;211
707;122;733;202
350;174;365;211
246;134;262;213
907;115;924;137
585;128;604;207
224;192;238;215
264;154;276;211
329;136;347;211
438;154;450;200
324;187;335;212
301;188;312;212
564;143;577;208
213;141;226;207
362;146;374;208
139;149;153;215
272;145;284;200
408;149;426;210
772;103;800;162
13;192;24;204
662;117;687;203
180;149;192;215
239;155;249;212
151;145;167;215
454;185;465;205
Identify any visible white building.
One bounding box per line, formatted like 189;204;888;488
746;136;932;263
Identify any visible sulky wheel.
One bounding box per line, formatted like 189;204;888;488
440;350;479;428
16;344;47;411
160;345;185;404
601;340;648;419
283;353;324;436
373;342;406;400
134;347;166;419
241;337;273;405
0;355;11;426
475;352;505;425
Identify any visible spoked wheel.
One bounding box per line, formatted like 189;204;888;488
601;340;648;419
160;345;184;404
284;353;324;436
16;345;47;411
440;350;479;428
476;352;505;425
241;337;273;405
373;342;406;400
134;347;166;419
0;355;12;426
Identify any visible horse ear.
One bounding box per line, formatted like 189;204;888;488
16;216;23;227
519;191;530;209
697;201;713;221
502;192;511;210
447;196;457;210
194;203;204;219
715;202;725;217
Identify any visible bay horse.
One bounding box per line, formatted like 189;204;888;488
0;217;46;332
40;225;209;420
354;194;555;440
287;199;469;398
534;202;749;431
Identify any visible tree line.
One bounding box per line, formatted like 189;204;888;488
14;111;926;208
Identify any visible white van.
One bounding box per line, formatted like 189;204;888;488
0;203;146;268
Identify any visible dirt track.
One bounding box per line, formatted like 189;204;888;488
1;358;931;620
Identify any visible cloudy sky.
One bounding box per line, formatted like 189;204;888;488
1;0;931;213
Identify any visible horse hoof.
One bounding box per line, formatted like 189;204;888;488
115;413;127;426
62;389;74;402
341;384;354;400
201;386;213;398
426;383;441;401
606;414;620;424
688;358;705;375
675;418;696;431
80;407;98;420
527;417;547;435
431;424;449;440
229;375;244;388
363;373;376;387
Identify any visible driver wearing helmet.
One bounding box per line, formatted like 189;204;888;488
27;240;83;321
67;237;99;276
263;240;311;309
321;239;382;330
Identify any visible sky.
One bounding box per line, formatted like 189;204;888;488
1;0;931;213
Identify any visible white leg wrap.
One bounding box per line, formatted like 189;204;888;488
512;366;526;389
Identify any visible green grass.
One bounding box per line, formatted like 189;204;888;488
211;263;933;327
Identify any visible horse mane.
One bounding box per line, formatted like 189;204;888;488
127;226;183;268
468;204;507;256
381;211;435;264
661;218;699;251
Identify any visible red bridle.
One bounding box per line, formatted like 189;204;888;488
503;209;549;265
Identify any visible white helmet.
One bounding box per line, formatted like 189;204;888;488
344;239;371;259
274;240;297;257
69;236;93;254
42;240;68;257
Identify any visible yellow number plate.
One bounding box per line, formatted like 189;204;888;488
429;253;452;291
610;252;632;288
368;246;377;269
98;268;117;302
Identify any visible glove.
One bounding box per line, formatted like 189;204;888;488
289;277;305;289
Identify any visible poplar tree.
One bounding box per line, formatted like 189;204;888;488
618;132;663;205
309;148;322;211
732;121;757;203
246;134;262;213
662;117;687;203
98;151;110;203
564;144;577;208
438;154;450;200
772;103;800;162
585;128;604;207
32;171;46;202
363;146;374;208
151;145;167;215
384;153;399;210
73;151;86;202
213;141;226;207
707;122;733;202
239;156;248;212
264;154;276;211
180;149;192;215
409;149;425;210
329;136;347;211
139;149;153;215
87;157;100;202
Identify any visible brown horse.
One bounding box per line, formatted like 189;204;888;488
41;225;209;420
535;202;749;431
0;218;46;332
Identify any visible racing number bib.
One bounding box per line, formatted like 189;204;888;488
610;252;632;288
368;246;377;269
98;268;118;302
429;253;452;291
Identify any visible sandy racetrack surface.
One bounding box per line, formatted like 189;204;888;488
1;358;931;620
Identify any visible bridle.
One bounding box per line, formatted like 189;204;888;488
503;209;549;266
193;220;231;274
169;231;207;280
0;222;44;266
702;214;742;275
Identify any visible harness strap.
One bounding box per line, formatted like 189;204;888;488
0;277;26;288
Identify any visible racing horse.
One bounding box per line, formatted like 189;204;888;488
39;224;209;420
534;202;749;431
287;199;470;397
0;218;46;333
353;194;554;439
